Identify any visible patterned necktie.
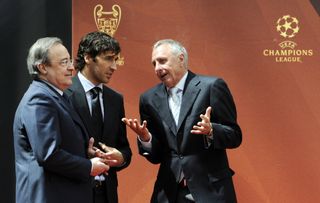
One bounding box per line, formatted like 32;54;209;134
90;87;103;141
169;87;182;126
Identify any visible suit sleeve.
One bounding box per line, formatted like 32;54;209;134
24;95;91;182
113;96;132;171
137;95;164;164
210;78;242;149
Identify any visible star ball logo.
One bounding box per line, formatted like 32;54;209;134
263;15;313;63
276;15;299;38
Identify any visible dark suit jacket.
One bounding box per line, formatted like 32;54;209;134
65;75;132;203
138;71;242;203
13;80;92;203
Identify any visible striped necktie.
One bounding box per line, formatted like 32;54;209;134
169;87;182;126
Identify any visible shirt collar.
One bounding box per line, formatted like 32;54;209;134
41;80;63;96
78;72;103;93
167;71;188;92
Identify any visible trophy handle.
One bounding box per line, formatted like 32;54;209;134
94;4;121;37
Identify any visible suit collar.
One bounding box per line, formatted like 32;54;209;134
68;76;93;135
69;76;115;144
177;71;201;130
77;71;103;92
154;85;177;133
153;71;201;134
34;79;89;140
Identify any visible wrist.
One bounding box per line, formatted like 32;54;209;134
139;132;151;142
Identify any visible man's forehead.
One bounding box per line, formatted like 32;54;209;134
100;51;117;57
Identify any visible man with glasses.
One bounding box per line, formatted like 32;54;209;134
13;37;110;203
64;31;132;203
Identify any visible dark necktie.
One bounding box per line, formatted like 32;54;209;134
90;87;103;141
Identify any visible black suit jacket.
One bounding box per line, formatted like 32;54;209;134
13;80;92;203
65;75;132;203
138;71;242;203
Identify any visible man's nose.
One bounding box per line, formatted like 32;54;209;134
67;63;75;71
110;60;117;70
154;62;162;72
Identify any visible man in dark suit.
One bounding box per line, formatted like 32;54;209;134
64;31;132;203
122;39;242;203
13;37;110;203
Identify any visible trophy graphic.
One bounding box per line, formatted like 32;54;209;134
94;4;124;65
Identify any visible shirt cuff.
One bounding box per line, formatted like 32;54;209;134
138;133;152;150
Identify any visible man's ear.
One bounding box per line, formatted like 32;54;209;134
178;53;185;64
37;63;47;74
84;54;92;63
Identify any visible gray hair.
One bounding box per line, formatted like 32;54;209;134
153;39;188;67
27;37;62;78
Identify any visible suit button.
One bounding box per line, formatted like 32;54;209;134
179;155;184;159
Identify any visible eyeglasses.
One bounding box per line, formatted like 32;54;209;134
59;59;73;67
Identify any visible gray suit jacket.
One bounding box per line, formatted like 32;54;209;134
138;71;242;203
13;80;92;203
65;75;132;203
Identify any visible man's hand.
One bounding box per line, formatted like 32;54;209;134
87;137;104;158
122;118;151;142
98;142;124;167
90;157;110;176
191;106;213;136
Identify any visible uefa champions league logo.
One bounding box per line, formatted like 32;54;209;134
276;15;299;39
262;14;313;63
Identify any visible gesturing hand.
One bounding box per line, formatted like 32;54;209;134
90;157;110;176
122;118;151;142
87;137;104;158
98;142;124;167
191;106;213;136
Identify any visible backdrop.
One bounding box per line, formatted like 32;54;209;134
72;0;320;202
2;0;319;202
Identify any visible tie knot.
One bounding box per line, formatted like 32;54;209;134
169;87;181;95
90;87;101;98
169;87;182;105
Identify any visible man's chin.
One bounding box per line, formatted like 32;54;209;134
163;81;174;88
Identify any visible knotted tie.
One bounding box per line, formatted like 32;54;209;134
169;87;182;126
90;87;103;141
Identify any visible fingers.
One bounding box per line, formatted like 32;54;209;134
205;106;212;117
199;106;212;123
88;137;94;149
98;142;111;152
191;106;212;135
90;157;110;176
103;159;118;165
142;120;147;129
190;125;205;134
87;137;97;158
94;148;104;157
122;117;148;134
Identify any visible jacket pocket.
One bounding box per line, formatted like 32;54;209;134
207;168;234;183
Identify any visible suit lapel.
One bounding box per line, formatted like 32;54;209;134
153;85;178;134
35;80;89;141
69;76;93;137
177;72;201;131
101;86;113;144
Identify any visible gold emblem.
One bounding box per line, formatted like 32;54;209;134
262;14;313;63
276;15;299;39
94;4;124;65
276;15;299;49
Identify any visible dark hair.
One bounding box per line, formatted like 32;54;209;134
75;31;121;71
